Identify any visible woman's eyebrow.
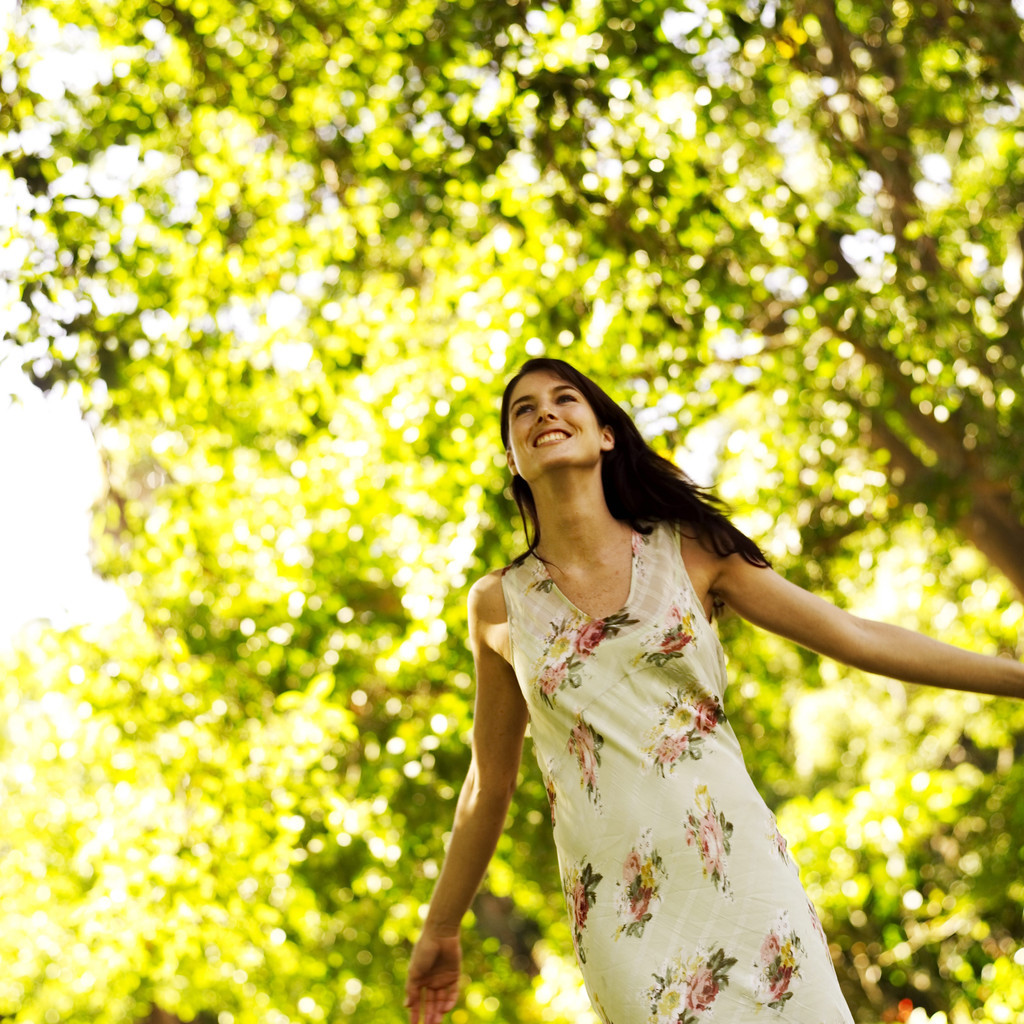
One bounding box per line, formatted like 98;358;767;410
511;384;577;408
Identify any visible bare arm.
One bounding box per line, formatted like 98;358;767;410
405;572;528;1024
420;574;527;934
710;553;1024;699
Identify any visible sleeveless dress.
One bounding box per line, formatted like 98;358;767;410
500;522;854;1024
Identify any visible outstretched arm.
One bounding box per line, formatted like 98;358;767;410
712;555;1024;699
405;573;528;1024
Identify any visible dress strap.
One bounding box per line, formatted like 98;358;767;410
665;521;714;623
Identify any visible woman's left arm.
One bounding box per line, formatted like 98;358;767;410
713;555;1024;700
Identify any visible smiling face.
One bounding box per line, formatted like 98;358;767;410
505;370;615;482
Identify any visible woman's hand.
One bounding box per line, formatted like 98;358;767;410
405;931;462;1024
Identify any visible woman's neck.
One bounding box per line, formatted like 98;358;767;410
530;473;630;570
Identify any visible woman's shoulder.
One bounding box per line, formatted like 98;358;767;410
468;568;510;624
468;569;512;664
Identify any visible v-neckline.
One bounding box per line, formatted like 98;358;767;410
534;528;640;621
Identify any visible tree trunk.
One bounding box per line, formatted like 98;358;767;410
959;493;1024;599
871;421;1024;597
139;1008;184;1024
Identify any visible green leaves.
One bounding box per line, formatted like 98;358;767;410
3;0;1024;1021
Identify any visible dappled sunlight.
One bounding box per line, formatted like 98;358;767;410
2;0;1024;1022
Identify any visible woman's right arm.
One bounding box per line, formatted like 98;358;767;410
404;572;529;1024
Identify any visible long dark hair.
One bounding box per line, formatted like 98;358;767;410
500;358;769;568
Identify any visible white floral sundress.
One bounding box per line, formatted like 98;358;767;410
501;521;854;1024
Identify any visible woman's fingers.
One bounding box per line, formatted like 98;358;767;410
406;982;452;1024
421;981;457;1024
424;988;440;1024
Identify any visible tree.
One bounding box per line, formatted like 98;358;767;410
2;1;1022;1021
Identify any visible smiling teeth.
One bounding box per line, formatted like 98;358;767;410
536;432;569;446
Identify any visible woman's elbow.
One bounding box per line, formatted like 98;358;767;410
464;757;519;806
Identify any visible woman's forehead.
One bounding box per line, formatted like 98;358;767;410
509;370;576;403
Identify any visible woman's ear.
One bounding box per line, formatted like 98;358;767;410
506;448;519;476
601;426;615;451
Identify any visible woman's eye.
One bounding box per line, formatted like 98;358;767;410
514;404;532;416
557;393;577;403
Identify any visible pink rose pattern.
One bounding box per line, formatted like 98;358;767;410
534;609;638;708
643;687;725;776
691;697;722;735
567;714;604;807
565;859;603;964
648;946;737;1024
614;829;666;939
755;914;805;1010
643;603;698;667
685;785;734;894
575;618;607;656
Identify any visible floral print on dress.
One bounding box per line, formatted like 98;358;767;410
529;574;556;594
546;776;558;827
631;528;651;581
575;610;638;654
568;713;604;808
685;783;733;895
754;913;804;1010
565;859;603;964
641;602;699;666
806;896;829;949
534;610;638;708
534;615;586;707
648;946;738;1024
615;828;666;939
641;685;725;775
767;812;792;864
591;993;614;1024
539;758;559;828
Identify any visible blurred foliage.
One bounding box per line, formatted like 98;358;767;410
2;0;1024;1022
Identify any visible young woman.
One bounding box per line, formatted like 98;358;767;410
404;358;1024;1024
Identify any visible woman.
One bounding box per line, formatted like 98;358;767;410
404;358;1024;1024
